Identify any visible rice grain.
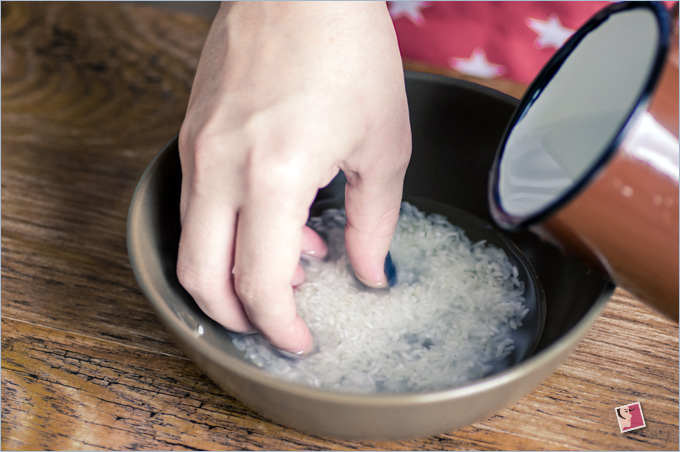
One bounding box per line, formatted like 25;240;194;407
231;202;528;393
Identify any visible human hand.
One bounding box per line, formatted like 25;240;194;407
177;1;411;355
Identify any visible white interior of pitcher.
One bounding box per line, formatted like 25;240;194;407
492;2;669;226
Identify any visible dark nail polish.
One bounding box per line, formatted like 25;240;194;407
384;251;397;287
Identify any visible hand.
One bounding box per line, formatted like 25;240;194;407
177;1;411;355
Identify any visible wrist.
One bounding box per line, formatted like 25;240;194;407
223;1;390;35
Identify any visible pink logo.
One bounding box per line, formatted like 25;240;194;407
615;402;646;433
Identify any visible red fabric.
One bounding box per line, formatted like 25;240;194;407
389;1;676;85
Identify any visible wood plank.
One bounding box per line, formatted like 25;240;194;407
1;1;208;355
2;2;677;450
2;291;677;451
1;318;353;451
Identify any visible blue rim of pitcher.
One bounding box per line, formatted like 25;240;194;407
488;1;672;230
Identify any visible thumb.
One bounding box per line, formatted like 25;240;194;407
343;167;405;288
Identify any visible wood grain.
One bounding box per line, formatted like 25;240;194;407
2;2;678;450
1;1;204;356
3;293;677;451
402;59;529;100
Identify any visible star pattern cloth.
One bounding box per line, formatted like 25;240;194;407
389;1;675;85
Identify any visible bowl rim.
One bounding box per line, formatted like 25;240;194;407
127;73;614;405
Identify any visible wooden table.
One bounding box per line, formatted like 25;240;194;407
2;2;678;450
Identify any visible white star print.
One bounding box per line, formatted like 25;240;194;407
526;14;574;49
449;48;506;79
388;1;429;27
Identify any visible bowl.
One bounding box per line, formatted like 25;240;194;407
127;72;613;440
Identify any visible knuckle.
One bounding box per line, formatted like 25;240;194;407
176;261;213;299
187;132;221;171
177;125;193;156
179;123;213;162
179;125;240;177
245;150;305;195
346;214;397;239
177;262;253;333
232;272;266;305
233;273;294;320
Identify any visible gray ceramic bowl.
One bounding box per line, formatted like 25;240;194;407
127;72;612;440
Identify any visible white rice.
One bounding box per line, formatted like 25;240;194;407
231;202;528;393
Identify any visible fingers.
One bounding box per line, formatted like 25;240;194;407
294;225;328;287
301;225;328;259
177;196;255;334
341;72;411;289
344;172;403;288
291;264;306;288
232;197;315;355
178;176;326;349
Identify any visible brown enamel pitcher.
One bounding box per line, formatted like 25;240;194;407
490;1;679;321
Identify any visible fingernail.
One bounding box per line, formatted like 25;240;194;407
300;249;325;262
384;251;397;287
274;340;316;359
276;349;307;360
270;332;316;359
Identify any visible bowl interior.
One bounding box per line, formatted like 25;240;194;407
128;72;612;395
